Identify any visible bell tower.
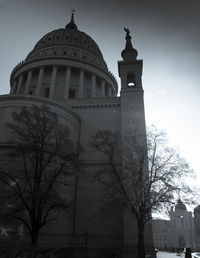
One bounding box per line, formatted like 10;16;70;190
118;28;146;138
118;28;155;257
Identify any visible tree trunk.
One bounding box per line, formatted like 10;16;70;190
137;220;145;258
30;227;39;258
31;226;39;246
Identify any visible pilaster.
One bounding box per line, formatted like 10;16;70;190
91;74;96;98
49;66;57;100
25;70;32;95
10;80;17;95
78;70;84;99
64;67;71;100
16;74;23;94
36;67;44;96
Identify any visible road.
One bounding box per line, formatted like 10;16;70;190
157;251;184;258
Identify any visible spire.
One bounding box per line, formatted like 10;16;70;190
124;27;134;50
121;27;138;63
65;9;78;30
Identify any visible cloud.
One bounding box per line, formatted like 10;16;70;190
145;89;167;98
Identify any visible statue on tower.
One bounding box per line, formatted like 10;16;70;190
124;27;131;40
121;27;138;61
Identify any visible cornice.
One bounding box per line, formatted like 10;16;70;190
64;97;121;109
0;95;81;122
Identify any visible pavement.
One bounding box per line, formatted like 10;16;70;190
157;251;184;258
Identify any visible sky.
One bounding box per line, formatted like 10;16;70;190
0;0;200;187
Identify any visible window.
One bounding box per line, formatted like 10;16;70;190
127;73;136;88
45;88;50;98
69;89;76;99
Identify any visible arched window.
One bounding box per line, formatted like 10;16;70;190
127;72;136;88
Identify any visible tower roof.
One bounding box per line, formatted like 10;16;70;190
121;27;138;63
175;198;187;211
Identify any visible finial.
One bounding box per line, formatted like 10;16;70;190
124;27;133;50
71;9;76;21
65;9;77;30
121;26;138;62
124;27;131;41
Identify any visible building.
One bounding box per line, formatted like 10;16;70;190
152;220;171;250
152;199;196;251
194;205;200;250
0;14;155;257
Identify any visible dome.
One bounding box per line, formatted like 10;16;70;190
10;14;118;100
175;198;187;211
28;29;104;61
25;14;108;71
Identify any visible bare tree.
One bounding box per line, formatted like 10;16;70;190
90;126;194;258
0;105;79;249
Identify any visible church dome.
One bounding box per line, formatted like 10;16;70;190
9;14;118;101
25;14;108;71
27;28;104;63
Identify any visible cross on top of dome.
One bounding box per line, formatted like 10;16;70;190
65;9;77;30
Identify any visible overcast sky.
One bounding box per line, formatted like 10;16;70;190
0;0;200;186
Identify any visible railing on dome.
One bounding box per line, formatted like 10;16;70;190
108;70;118;89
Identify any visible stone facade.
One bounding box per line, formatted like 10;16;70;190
0;14;155;257
152;199;196;251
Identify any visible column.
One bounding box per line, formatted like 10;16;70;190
49;66;57;100
16;74;23;94
24;70;32;95
108;86;112;97
64;67;71;100
101;79;105;98
10;80;17;95
78;70;84;99
91;74;96;98
35;67;44;96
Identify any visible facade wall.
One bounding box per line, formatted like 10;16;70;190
0;17;157;257
152;206;196;251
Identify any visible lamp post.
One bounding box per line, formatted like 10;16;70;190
84;232;88;258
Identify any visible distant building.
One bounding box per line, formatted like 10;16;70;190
153;199;196;251
152;220;171;250
194;205;200;250
170;199;196;250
